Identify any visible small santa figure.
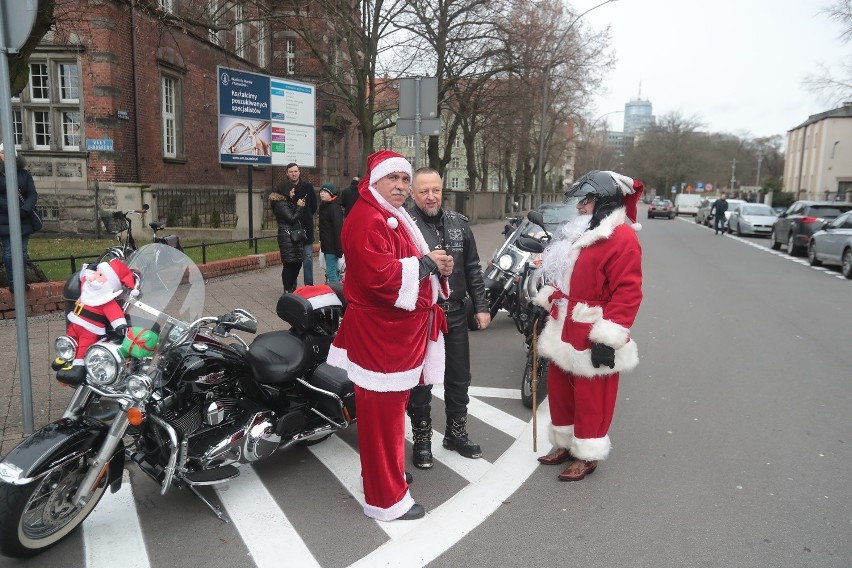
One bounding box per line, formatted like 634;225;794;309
56;258;137;384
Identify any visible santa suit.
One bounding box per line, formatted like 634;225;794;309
66;268;128;366
327;173;448;521
535;206;642;462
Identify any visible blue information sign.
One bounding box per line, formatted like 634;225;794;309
86;139;114;152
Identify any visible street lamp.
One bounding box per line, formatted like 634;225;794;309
535;0;619;202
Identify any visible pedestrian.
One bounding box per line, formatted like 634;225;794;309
711;193;729;235
275;163;317;285
269;186;305;292
0;143;40;289
341;176;360;216
534;170;644;482
317;182;344;283
406;167;490;469
327;150;453;521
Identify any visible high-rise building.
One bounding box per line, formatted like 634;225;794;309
624;97;655;135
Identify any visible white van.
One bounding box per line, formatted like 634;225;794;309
674;194;703;216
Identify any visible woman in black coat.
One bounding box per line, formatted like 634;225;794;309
317;183;344;283
270;186;305;292
0;145;39;287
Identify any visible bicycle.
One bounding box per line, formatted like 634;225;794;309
99;204;183;263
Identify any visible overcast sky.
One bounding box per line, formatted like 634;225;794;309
579;0;844;140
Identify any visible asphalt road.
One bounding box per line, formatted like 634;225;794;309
2;208;850;568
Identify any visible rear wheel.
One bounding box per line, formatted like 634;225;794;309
787;233;802;256
770;229;781;250
0;455;109;557
807;241;822;266
842;249;852;279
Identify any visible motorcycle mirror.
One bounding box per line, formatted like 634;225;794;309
516;236;545;254
527;210;545;227
512;201;520;211
142;203;150;212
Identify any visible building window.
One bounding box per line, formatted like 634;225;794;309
58;63;79;102
234;5;247;58
29;63;49;101
453;138;460;148
256;20;268;68
450;178;459;189
61;111;81;149
12;110;23;147
208;0;220;44
32;110;51;149
451;157;460;169
406;136;415;148
286;38;296;75
161;74;182;159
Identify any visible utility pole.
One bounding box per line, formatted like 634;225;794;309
756;151;762;186
730;158;737;196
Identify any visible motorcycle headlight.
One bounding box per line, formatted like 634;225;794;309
54;336;77;361
84;344;124;386
126;374;152;400
497;253;514;271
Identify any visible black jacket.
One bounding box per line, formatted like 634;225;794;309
711;199;728;218
318;198;344;256
408;206;488;313
270;192;304;264
0;156;38;238
341;180;359;216
275;179;317;242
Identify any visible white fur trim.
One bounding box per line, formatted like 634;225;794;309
589;317;630;348
549;423;574;449
632;223;642;232
537;303;639;377
421;333;445;386
395;257;420;311
369;157;413;186
98;262;121;291
571;435;611;461
533;285;555;309
363;489;416;521
387;217;399;229
327;344;423;392
571;302;603;324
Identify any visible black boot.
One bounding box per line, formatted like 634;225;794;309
443;414;482;459
411;419;433;469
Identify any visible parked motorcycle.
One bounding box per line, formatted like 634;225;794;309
0;244;355;558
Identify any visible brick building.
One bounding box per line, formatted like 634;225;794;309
6;0;361;238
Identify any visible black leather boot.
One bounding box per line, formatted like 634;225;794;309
443;414;482;459
411;419;433;469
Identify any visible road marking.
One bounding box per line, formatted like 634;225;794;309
434;387;528;437
84;470;150;568
467;386;521;399
215;465;320;568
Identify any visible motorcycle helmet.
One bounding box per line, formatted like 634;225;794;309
565;170;623;229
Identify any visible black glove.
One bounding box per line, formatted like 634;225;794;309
591;342;615;369
113;324;128;336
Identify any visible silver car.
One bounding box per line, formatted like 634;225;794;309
807;210;852;278
727;203;778;236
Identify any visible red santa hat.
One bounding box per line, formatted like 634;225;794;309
98;258;136;293
366;150;413;188
604;171;645;231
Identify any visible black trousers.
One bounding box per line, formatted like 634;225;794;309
282;262;302;292
408;308;471;421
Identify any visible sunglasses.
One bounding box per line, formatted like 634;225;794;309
578;196;596;206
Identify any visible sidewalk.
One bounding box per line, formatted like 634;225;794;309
0;220;507;458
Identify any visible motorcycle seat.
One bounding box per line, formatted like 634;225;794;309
245;331;308;384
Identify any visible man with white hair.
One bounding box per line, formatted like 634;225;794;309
327;150;453;521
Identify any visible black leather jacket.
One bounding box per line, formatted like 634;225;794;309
408;206;489;314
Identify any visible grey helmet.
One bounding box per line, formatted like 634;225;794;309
565;170;623;229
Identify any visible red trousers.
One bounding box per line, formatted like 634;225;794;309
355;386;415;521
547;364;619;461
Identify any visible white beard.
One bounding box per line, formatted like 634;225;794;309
79;276;121;307
541;214;593;292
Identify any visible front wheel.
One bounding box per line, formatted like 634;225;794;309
521;349;548;409
842;249;852;279
0;456;109;557
770;229;781;250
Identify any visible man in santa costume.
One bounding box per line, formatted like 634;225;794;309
327;150;453;521
57;258;136;384
534;170;644;482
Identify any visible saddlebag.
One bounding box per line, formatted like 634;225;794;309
308;362;356;422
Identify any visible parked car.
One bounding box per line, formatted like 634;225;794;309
695;199;716;226
770;201;852;256
642;195;655;204
535;199;579;234
648;199;675;219
674;193;703;216
807;210;852;278
727;203;778;236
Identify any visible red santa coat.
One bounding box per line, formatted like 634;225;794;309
535;207;642;376
327;185;449;391
67;298;127;365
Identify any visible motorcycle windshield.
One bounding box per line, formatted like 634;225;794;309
123;244;205;349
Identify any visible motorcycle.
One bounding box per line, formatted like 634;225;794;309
480;214;551;334
0;244;355;558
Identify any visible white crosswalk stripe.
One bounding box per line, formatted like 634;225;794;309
84;470;150;568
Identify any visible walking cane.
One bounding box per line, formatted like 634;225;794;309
531;316;539;452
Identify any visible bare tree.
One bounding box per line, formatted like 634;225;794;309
805;0;852;104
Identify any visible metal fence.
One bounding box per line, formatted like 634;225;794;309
157;188;237;228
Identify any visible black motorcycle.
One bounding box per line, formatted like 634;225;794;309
0;244;355;558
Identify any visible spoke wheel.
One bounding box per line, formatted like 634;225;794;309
520;349;548;409
0;455;109;557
